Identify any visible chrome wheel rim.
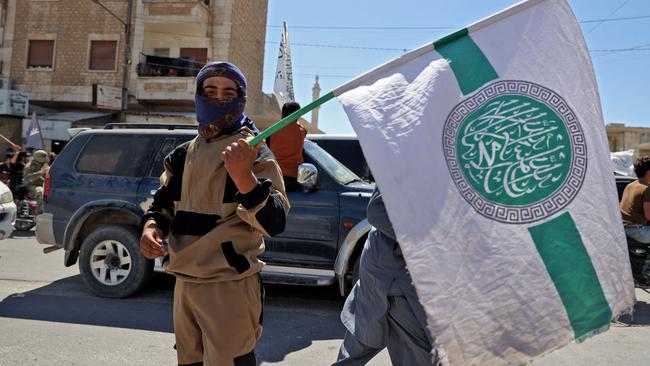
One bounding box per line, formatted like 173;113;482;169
89;240;131;286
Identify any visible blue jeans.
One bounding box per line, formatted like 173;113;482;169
625;226;650;243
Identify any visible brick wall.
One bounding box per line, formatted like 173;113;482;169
228;0;268;116
0;116;22;154
11;0;134;99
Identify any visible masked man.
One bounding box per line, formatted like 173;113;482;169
140;62;289;366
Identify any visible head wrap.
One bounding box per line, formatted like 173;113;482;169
195;62;258;138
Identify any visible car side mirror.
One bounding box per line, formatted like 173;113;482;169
297;163;318;190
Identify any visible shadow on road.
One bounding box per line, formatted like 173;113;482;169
9;229;35;238
617;298;650;326
0;273;176;332
0;272;347;363
258;285;346;363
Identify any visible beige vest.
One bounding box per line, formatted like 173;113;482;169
166;130;288;282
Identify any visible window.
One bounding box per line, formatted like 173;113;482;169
27;40;54;68
89;40;117;71
76;135;154;177
180;48;208;64
148;137;192;177
303;140;360;185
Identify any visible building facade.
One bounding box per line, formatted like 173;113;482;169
606;123;650;158
0;0;317;152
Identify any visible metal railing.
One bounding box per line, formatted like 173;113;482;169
136;53;205;77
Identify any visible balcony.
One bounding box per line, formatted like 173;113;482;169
141;0;209;31
135;53;204;103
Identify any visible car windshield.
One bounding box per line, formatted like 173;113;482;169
304;140;361;185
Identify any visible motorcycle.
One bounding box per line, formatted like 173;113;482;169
14;196;38;231
626;236;650;292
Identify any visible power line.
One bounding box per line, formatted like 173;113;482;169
265;14;650;30
580;14;650;24
145;29;650;56
136;14;650;29
586;0;632;35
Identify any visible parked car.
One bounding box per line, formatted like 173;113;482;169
306;134;373;181
0;181;16;239
36;125;374;297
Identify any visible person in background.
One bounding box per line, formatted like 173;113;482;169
621;156;650;242
268;101;307;191
333;187;440;366
10;150;30;200
0;149;14;187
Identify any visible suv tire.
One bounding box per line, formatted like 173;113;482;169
78;225;153;298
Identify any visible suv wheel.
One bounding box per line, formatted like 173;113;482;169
78;225;153;298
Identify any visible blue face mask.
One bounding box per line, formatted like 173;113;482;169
195;93;246;129
194;62;259;139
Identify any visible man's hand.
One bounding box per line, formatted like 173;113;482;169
221;138;263;194
140;219;167;259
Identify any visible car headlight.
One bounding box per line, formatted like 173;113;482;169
0;190;13;204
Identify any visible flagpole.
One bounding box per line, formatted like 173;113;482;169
0;133;20;151
250;40;434;146
249;92;334;146
250;0;554;147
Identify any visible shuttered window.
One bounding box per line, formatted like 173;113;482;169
89;40;117;71
27;40;54;68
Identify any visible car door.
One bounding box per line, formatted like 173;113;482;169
137;136;182;213
263;150;341;269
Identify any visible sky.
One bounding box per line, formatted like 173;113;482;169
261;0;650;135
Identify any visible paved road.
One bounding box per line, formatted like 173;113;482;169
0;232;648;365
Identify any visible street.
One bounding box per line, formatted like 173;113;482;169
1;232;649;366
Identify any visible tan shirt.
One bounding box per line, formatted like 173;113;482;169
620;180;650;226
161;130;289;282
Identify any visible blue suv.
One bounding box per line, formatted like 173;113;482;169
36;125;374;298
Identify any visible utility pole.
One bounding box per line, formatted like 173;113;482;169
90;0;133;113
122;0;133;113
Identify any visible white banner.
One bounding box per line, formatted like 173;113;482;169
273;22;295;108
335;0;635;364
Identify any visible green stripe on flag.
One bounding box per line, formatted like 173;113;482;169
434;29;498;95
249;92;335;146
528;212;612;339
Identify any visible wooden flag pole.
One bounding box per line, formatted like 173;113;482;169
0;133;21;152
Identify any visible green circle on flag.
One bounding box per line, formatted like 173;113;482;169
442;80;587;224
456;94;572;206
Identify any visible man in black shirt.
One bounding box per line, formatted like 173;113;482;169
0;149;13;187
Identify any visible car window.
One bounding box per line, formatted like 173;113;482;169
311;139;372;180
149;138;180;178
304;140;360;185
76;135;155;177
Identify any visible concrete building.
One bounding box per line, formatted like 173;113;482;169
606;123;650;157
0;0;319;152
0;0;24;154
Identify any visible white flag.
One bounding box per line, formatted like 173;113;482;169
273;22;295;108
611;150;635;176
330;0;635;364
